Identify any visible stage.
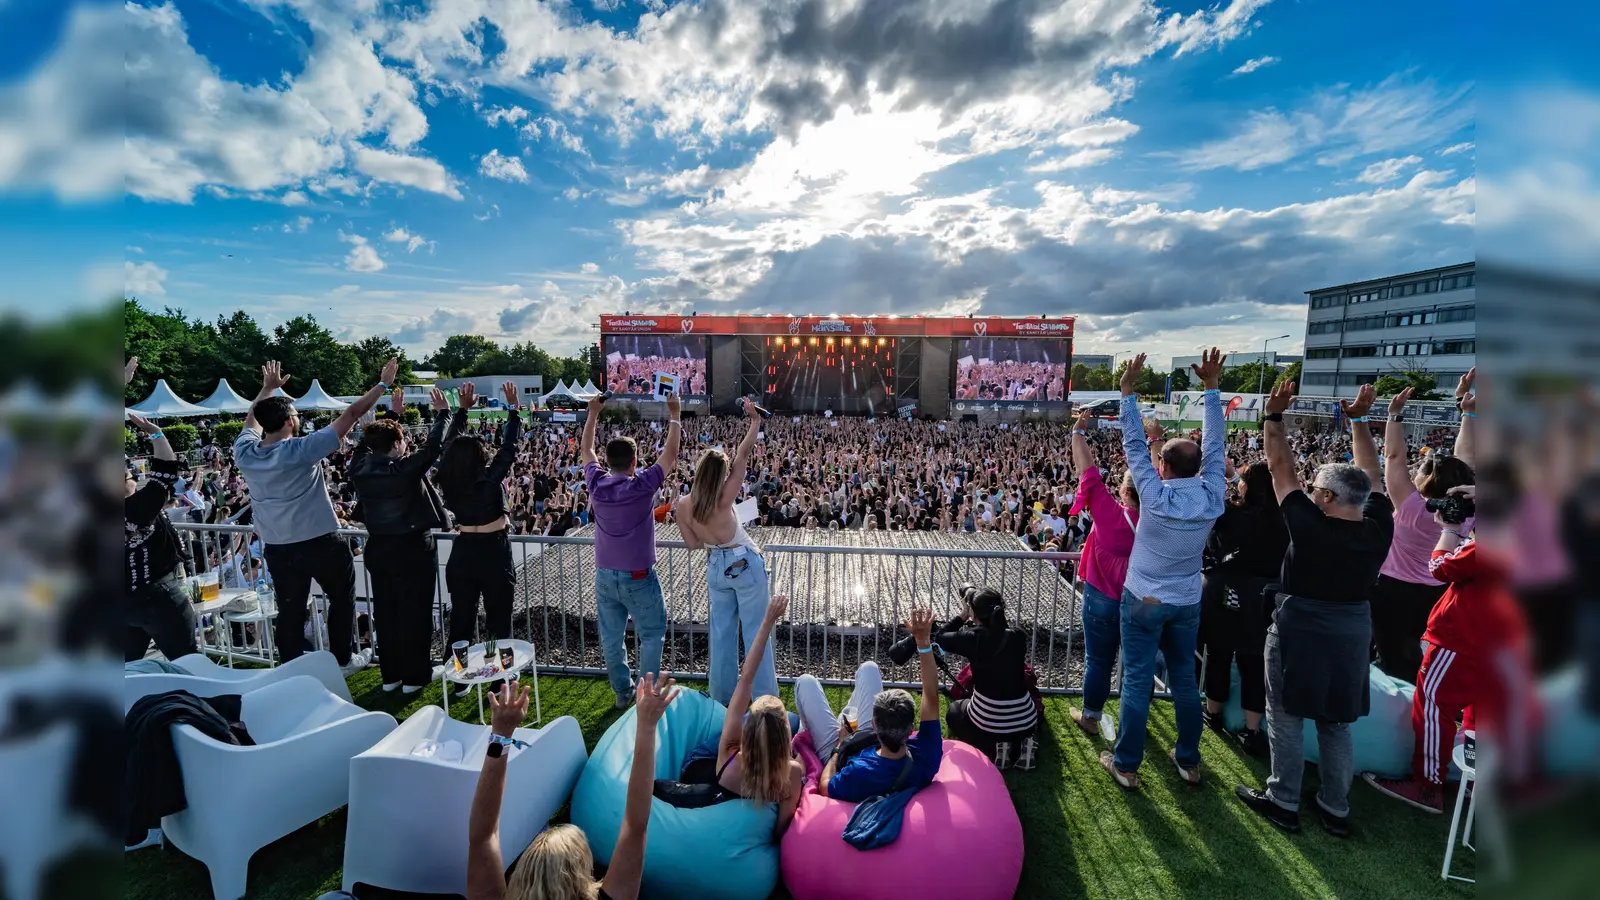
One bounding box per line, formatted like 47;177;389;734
504;525;1087;689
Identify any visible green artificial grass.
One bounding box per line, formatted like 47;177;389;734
124;670;1476;900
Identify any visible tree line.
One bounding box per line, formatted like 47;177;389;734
123;300;599;405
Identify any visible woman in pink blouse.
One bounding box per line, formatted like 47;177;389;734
1065;406;1141;737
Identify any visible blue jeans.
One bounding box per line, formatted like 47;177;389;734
1112;590;1203;772
595;568;667;696
1080;582;1123;718
707;548;779;705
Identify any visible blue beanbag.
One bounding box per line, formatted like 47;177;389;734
570;690;778;900
1213;660;1426;778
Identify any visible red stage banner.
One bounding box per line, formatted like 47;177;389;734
599;314;1073;338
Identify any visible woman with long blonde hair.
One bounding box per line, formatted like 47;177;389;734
712;595;805;837
467;672;678;900
675;399;777;705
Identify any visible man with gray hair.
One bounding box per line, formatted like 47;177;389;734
1235;382;1395;838
796;609;944;801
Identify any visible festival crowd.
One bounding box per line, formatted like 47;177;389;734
954;360;1067;402
605;356;706;397
122;345;1600;900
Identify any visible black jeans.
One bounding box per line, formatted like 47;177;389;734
446;531;516;646
1200;572;1269;715
1370;575;1446;683
365;532;440;686
263;533;357;665
123;572;199;662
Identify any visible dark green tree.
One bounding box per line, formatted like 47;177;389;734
1219;361;1276;394
351;336;414;385
425;335;498;377
212;310;271;392
1168;368;1192;392
269;316;361;395
1373;369;1443;400
1276;360;1302;388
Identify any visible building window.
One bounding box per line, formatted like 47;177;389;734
1436;305;1476;323
1336;372;1375;386
1433;340;1475;355
1306;347;1341;360
1441;274;1474;290
1302;372;1336;385
1342;345;1379;358
1308;321;1344;335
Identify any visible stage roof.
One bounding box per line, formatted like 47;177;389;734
599;313;1074;338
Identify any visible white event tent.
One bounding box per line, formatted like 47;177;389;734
293;379;350;411
196;379;255;414
127;379;215;418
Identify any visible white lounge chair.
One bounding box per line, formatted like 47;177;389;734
0;724;75;900
341;706;588;896
160;675;396;899
124;651;352;710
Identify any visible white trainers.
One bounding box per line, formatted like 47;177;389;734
402;684;425;695
382;681;402;693
339;648;373;678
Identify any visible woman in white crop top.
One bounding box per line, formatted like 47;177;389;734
676;399;778;705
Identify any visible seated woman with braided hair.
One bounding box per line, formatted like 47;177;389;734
935;586;1039;763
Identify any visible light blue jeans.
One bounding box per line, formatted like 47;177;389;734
1112;590;1203;773
707;548;778;705
595;568;667;696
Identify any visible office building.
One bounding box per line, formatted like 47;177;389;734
1074;353;1114;370
1300;262;1475;398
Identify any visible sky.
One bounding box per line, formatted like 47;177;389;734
0;0;1509;367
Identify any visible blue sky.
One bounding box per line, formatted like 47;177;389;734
0;0;1508;365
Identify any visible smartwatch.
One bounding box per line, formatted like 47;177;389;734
1263;412;1284;423
486;740;504;759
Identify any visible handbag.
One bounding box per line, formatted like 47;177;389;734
842;752;917;850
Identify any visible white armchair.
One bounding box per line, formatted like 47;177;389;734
0;724;75;900
124;651;352;710
341;706;588;896
160;675;396;900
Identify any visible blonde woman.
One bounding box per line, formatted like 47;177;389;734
467;673;678;900
712;595;805;838
675;399;777;705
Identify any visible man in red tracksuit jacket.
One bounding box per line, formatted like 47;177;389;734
1362;515;1537;813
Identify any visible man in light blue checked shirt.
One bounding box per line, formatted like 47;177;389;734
1100;348;1229;790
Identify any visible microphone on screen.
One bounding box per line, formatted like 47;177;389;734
746;397;773;419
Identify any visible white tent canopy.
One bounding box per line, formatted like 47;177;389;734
537;380;585;405
128;379;215;418
578;379;601;397
0;381;52;417
293;379;349;411
196;379;255;413
59;383;116;419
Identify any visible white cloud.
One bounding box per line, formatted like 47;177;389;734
1175;75;1474;172
125;260;168;297
1438;141;1474;156
479;149;530;183
1157;0;1274;56
383;226;432;253
392;307;489;345
563;186;581;200
1355;155;1423;184
284;216;313;233
580;262;600;274
280;190;310;207
340;232;386;273
484;105;530;128
1026;148;1119;172
474;203;501;221
1231;56;1280;76
352;146;462;198
1055;119;1141;147
126;246;145;254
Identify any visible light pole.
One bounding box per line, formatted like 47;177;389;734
1258;334;1292;396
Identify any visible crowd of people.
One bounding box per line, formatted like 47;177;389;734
954;359;1067;402
604;355;706;397
122;343;1600;899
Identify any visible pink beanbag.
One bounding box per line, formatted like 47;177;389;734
779;735;1023;900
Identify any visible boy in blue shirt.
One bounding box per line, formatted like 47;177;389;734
796;609;943;801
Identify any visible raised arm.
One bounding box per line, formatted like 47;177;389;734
487;382;523;483
602;673;679;900
582;393;602;466
399;388;453;475
1192;348;1227;487
241;360;293;433
127;413;176;463
1380;386;1414;504
1452;368;1477;469
719;400;762;507
331;357;400;440
465;681;531;900
1117;354;1161;498
718;596;788;760
1262;380;1302;504
910;608;939;723
657;392;683;473
1068;406;1097;476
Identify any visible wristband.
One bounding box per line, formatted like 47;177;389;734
1348;416;1367;423
1389;414;1405;422
489;733;528;750
375;381;389;392
148;430;165;440
1462;412;1476;418
668;419;681;426
1263;413;1283;423
1441;530;1463;537
917;645;933;655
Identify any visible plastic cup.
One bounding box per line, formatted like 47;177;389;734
451;640;469;673
840;706;859;734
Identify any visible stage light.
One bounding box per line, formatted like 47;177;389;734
843;337;852;345
810;336;819;346
878;337;887;346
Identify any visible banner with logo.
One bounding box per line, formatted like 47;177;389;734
599;314;1075;338
1168;391;1266;422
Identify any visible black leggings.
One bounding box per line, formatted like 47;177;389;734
365;532;439;687
1200;572;1269;716
1370;575;1447;683
446;531;516;645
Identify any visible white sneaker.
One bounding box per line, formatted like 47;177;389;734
430;664;446;681
402;684;425;695
382;681;402;693
340;648;373;678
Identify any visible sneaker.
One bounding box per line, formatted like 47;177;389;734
1361;773;1443;814
430;664;446;681
402;684;425;695
1099;750;1140;791
1202;708;1228;734
1236;727;1269;758
1235;785;1301;833
1068;706;1099;736
454;683;475;698
339;649;373;678
382;681;402;693
615;689;634;710
1170;749;1201;787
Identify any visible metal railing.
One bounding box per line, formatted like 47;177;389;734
171;522;1140;697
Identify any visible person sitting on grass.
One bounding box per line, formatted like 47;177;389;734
796;609;944;801
467;674;679;900
709;594;807;837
